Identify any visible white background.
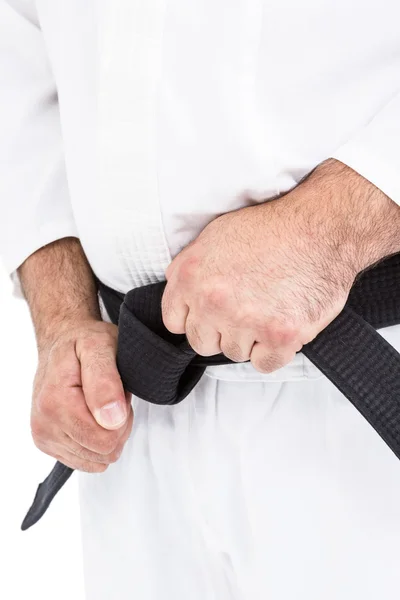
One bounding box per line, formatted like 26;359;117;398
0;262;84;599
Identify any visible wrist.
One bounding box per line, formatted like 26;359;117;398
18;238;103;354
36;314;101;356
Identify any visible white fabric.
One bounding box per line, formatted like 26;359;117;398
1;1;400;282
2;1;400;599
80;327;400;600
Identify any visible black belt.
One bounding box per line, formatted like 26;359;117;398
21;253;400;531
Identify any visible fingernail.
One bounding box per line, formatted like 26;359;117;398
96;402;127;428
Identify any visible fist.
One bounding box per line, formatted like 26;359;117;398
162;163;360;373
31;320;133;473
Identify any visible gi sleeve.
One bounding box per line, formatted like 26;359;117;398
0;0;78;277
332;91;400;205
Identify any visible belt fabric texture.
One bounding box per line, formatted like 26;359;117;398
21;253;400;530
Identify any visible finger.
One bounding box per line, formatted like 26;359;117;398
250;342;297;374
51;448;109;474
32;384;103;451
185;312;221;356
64;392;133;454
63;450;110;473
161;281;189;334
35;437;108;473
62;405;134;464
57;436;120;465
165;241;196;281
77;335;129;431
219;328;255;362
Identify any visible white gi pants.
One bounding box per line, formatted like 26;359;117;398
79;325;400;600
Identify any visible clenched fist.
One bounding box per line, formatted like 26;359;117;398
31;320;133;473
162;159;400;373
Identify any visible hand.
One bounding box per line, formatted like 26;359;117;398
162;159;400;373
31;320;133;473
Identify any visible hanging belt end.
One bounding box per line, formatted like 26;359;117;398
21;462;74;531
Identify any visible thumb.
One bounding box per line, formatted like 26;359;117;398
78;334;128;430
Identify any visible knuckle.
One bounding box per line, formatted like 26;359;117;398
36;390;56;418
262;321;283;345
178;256;200;282
70;416;92;446
80;335;99;354
260;319;299;347
221;341;246;362
80;332;115;357
251;351;284;374
95;329;116;345
203;286;229;313
71;418;116;455
30;414;45;439
70;445;91;462
94;433;119;455
161;293;177;327
108;447;123;464
95;332;117;353
236;306;256;328
185;321;202;349
69;442;121;466
278;324;300;346
161;292;185;334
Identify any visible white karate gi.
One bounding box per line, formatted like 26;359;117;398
1;1;400;598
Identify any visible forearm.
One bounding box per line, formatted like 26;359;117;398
284;158;400;277
18;237;100;351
